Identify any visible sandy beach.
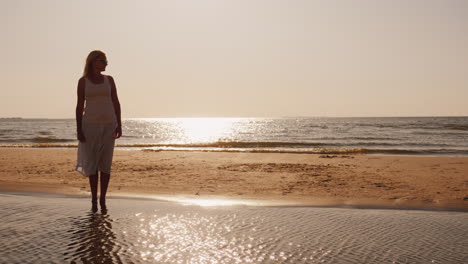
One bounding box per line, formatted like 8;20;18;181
0;149;467;210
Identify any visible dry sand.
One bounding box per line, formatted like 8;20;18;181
0;149;467;209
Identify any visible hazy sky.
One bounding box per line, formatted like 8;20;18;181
1;0;467;118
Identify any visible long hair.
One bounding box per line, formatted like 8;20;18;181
83;50;106;77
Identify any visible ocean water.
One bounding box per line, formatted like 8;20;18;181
1;116;467;155
1;192;467;264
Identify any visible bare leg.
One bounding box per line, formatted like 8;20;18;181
100;171;111;209
89;173;98;212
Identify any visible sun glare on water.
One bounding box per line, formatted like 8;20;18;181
174;118;239;143
178;199;257;207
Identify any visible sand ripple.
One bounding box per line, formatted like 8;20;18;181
0;193;467;263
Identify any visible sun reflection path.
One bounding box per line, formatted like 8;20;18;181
125;212;259;263
178;199;257;207
117;206;329;264
175;118;240;143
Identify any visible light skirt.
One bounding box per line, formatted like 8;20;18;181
76;122;116;177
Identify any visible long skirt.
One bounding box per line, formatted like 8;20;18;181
76;122;116;177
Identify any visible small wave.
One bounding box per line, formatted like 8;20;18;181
353;121;468;131
1;143;466;155
411;131;468;136
318;136;399;141
0;117;23;120
443;124;468;131
0;129;19;133
338;142;455;148
31;137;75;143
0;139;29;143
116;141;330;149
139;147;371;155
409;124;468;131
140;147;467;155
0;143;77;148
120;135;139;138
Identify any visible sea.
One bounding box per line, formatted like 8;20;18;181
1;116;467;156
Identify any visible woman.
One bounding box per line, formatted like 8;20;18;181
76;50;122;212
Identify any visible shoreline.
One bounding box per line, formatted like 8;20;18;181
1;189;467;213
0;149;467;210
2;144;468;156
1;146;467;157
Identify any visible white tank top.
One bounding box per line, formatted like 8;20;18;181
82;76;116;124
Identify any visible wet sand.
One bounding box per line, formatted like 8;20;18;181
1;192;468;263
0;149;467;209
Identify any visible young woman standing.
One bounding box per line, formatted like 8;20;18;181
76;50;122;212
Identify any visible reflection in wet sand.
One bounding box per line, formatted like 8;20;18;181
65;210;122;264
1;193;467;263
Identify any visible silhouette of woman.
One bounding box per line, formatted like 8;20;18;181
76;50;122;212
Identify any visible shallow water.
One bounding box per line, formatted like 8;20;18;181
1;192;467;263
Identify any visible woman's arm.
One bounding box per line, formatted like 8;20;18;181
109;76;122;139
76;78;86;142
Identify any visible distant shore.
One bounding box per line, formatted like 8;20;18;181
0;149;467;210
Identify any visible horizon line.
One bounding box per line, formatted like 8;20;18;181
1;115;467;120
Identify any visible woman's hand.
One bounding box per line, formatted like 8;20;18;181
77;129;86;142
113;125;122;139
